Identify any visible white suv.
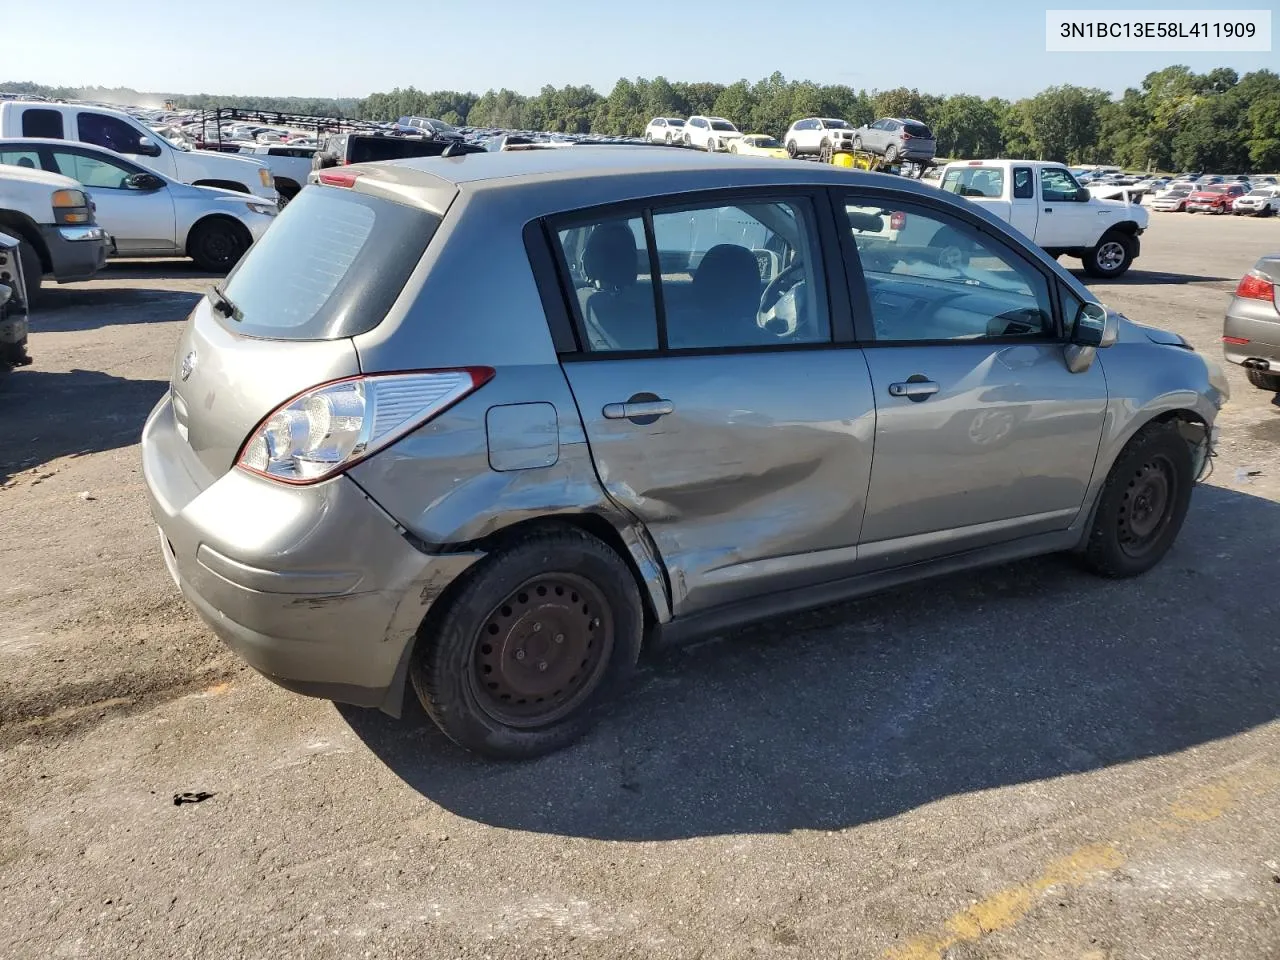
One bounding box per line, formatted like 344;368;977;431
783;117;856;158
643;117;686;144
683;116;743;152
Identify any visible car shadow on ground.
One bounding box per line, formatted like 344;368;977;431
1073;269;1233;286
0;368;167;482
34;286;202;330
342;483;1280;841
100;260;218;282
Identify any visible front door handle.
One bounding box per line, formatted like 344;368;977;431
888;379;939;401
1044;207;1053;213
603;398;674;422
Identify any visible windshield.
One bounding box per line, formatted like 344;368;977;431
427;119;457;133
1247;189;1272;197
903;123;933;138
749;136;781;147
710;120;736;132
668;119;685;126
151;128;190;151
823;119;851;129
1200;185;1228;194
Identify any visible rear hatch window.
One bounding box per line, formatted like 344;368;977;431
217;185;438;340
904;123;933;138
348;137;450;163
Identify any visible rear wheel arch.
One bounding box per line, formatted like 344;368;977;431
185;215;253;271
274;177;301;200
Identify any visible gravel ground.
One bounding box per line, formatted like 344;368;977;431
1;212;1278;959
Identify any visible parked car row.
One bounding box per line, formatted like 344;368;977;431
644;114;938;165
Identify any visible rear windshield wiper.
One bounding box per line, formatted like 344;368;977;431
209;283;242;322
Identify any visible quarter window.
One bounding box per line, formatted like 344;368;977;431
20;108;63;138
0;148;41;169
554;198;830;353
843;200;1054;342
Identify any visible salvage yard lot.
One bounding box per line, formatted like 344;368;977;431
1;212;1279;959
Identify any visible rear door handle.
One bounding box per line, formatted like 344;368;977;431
888;380;939;401
603;399;674;421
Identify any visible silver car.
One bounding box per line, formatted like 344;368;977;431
141;149;1228;758
0;138;277;271
1223;254;1280;394
851;117;937;164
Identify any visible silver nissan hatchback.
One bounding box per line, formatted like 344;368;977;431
142;149;1228;758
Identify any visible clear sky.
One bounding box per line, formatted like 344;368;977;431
5;0;1275;101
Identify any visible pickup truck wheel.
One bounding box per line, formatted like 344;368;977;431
16;240;42;296
410;526;643;759
1246;368;1280;392
1082;232;1134;279
1080;421;1194;578
188;219;249;273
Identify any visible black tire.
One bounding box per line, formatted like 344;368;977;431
1246;367;1280;392
852;136;862;151
664;132;672;145
410;527;644;759
885;144;898;163
1080;421;1194;578
187;219;249;273
16;239;42;297
1082;230;1135;279
786;139;798;158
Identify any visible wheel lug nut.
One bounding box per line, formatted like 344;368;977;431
554;634;564;644
538;661;548;672
514;649;526;661
591;618;600;628
533;622;542;632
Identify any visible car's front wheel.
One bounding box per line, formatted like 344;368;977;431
188;219;250;272
1082;231;1135;278
1080;421;1195;578
410;526;644;759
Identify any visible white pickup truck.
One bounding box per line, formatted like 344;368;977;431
0;101;278;204
936;159;1148;278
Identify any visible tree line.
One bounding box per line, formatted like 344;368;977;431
7;66;1278;172
357;67;1280;172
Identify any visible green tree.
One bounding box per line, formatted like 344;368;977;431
930;95;1003;159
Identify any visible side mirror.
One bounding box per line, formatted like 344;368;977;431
125;172;165;191
136;137;163;158
1075;187;1091;202
1071;302;1118;348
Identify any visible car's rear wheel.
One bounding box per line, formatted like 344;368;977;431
1080;421;1194;578
664;132;672;144
1246;368;1280;392
786;139;798;158
188;219;250;272
885;144;898;163
410;527;643;759
1082;231;1134;278
852;136;862;151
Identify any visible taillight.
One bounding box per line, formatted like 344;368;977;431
1235;272;1275;303
890;211;906;230
51;188;91;225
901;132;912;140
237;368;494;484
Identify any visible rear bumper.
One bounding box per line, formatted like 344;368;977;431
1223;297;1280;368
141;393;483;713
37;224;109;282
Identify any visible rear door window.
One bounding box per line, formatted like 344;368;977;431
21;108;64;138
217;186;439;340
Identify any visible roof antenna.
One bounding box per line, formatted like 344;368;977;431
441;141;464;158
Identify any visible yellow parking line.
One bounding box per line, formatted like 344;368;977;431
885;765;1278;960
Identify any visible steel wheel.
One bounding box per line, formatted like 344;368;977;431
1095;240;1127;273
1116;454;1177;559
469;573;614;729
